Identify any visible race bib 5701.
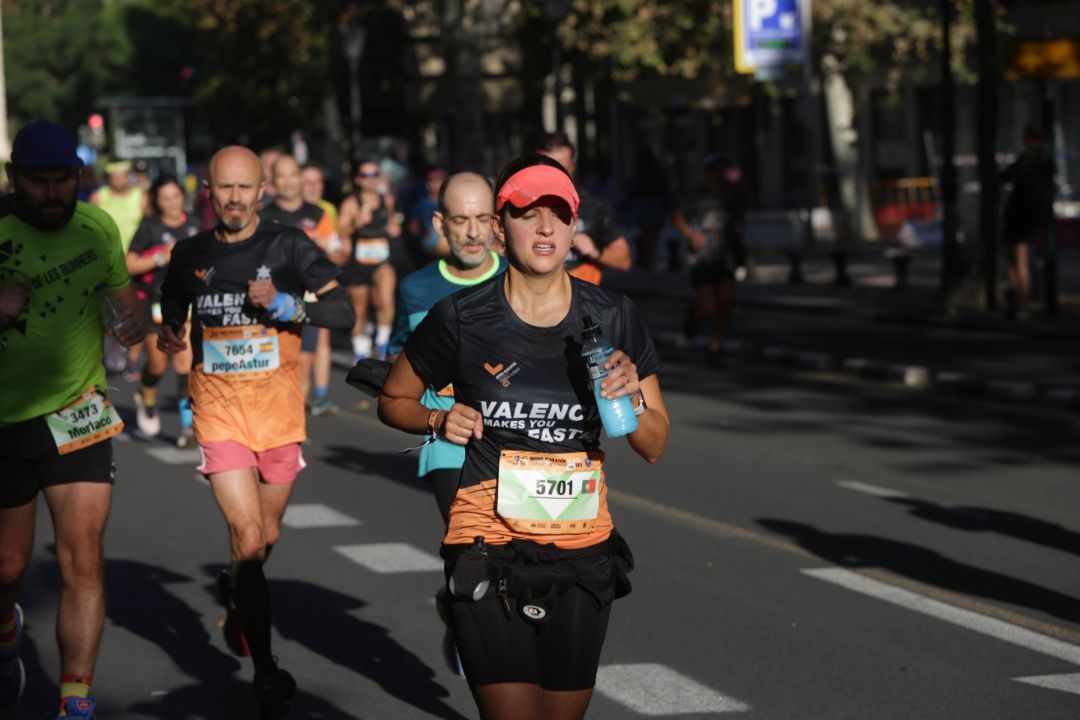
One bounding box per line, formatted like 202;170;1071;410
496;450;603;535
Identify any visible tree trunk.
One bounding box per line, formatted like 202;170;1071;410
821;55;879;283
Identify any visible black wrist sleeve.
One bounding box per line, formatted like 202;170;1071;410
304;285;356;329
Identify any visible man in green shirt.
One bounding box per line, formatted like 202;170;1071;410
0;121;145;719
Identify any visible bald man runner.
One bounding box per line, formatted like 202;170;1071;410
158;146;355;717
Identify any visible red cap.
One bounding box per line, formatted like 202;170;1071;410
495;165;579;214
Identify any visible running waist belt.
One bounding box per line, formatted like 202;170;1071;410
440;529;634;618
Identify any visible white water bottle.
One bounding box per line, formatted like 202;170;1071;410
97;284;132;335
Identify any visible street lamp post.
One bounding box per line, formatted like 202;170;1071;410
343;23;367;162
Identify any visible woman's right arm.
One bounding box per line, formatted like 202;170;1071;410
378;353;483;445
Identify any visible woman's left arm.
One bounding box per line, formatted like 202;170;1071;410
598;351;670;463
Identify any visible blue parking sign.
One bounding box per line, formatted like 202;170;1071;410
734;0;808;74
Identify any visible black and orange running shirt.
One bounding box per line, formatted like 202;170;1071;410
260;201;336;246
404;274;660;549
160;220;339;450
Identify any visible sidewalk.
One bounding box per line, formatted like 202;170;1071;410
607;244;1080;411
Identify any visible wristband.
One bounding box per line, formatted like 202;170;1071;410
266;291;306;323
633;392;647;416
427;409;443;436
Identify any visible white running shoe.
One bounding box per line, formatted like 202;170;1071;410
134;390;161;437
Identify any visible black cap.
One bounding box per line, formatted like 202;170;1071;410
10;120;84;168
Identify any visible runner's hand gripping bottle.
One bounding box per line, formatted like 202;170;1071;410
581;315;638;438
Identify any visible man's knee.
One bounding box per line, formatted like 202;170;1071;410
230;521;267;560
262;521;281;550
0;546;31;593
55;541;104;586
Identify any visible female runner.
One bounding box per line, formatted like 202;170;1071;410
379;153;669;720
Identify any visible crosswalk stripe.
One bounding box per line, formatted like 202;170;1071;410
333;543;443;573
144;447;202;465
282;503;361;529
595;663;750;715
836;480;911;499
1015;673;1080;694
1014;673;1080;695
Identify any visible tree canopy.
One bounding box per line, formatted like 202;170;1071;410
1;1;999;145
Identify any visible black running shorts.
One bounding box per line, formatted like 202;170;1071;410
0;416;116;508
690;259;734;287
342;261;381;287
447;583;612;690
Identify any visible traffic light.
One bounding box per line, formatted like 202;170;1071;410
80;113;106;150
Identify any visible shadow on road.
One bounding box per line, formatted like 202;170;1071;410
269;578;468;720
101;558;253;718
887;496;1080;559
660;357;1080;471
321;444;430;495
758;518;1080;626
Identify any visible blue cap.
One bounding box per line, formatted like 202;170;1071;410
10;120;85;168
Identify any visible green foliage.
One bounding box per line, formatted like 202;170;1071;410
561;0;731;80
118;3;199;98
813;0;992;87
3;0;132;130
162;0;341;146
558;0;991;86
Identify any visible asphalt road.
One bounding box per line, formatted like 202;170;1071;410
8;351;1080;719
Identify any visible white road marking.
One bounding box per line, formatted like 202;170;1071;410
804;568;1080;666
282;503;361;529
145;447;202;465
594;663;749;715
836;480;912;499
1014;673;1080;696
333;543;443;573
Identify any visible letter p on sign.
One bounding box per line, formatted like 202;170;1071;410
749;0;777;30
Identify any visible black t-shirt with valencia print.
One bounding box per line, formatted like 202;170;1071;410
405;274;660;549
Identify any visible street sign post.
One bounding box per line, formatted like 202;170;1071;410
734;0;809;75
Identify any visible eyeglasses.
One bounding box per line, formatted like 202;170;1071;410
358;171;380;178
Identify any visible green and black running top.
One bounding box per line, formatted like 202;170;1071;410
0;197;129;426
404;273;660;550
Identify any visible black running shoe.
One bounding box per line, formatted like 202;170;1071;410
254;665;296;719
